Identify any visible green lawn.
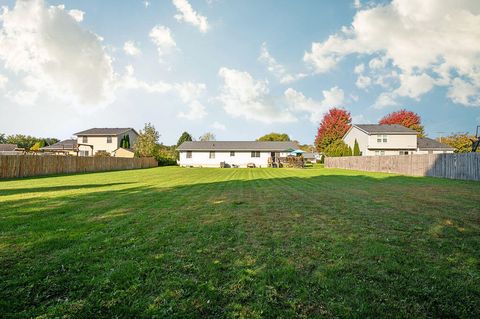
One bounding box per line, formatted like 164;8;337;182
1;167;479;318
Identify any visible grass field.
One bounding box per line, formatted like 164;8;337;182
1;166;480;318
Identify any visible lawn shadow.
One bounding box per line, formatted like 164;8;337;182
0;182;135;196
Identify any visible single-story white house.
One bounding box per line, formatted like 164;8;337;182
343;124;454;156
74;128;138;157
177;141;299;168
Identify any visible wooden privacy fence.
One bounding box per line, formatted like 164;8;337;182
0;155;158;179
325;153;480;181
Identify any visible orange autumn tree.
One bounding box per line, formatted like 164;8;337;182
315;107;352;153
379;109;425;137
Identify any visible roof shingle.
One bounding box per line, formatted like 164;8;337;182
74;128;137;136
0;144;17;152
354;124;418;135
417;137;455;150
177;141;299;151
41;139;78;151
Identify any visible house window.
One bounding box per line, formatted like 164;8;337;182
186;151;192;158
230;151;235;157
377;135;388;143
381;151;385;156
399;150;409;155
82;136;88;143
209;151;215;159
375;151;385;156
107;136;112;143
251;151;260;158
80;150;89;156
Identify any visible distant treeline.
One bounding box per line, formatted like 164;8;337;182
0;133;59;149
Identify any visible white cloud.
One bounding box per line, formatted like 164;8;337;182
120;65;207;119
144;1;150;8
354;63;364;74
211;121;226;130
149;25;176;61
217;67;296;123
355;75;371;89
373;92;399;109
447;78;480;106
284;86;345;123
354;0;361;9
0;74;8;90
259;42;306;84
68;9;84;22
368;56;388;70
172;0;209;33
394;73;435;99
0;0;114;107
304;0;480;107
123;41;141;56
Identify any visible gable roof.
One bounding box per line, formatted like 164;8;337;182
417;137;455;151
177;141;299;151
41;139;78;151
74;128;138;136
0;144;17;152
353;124;418;135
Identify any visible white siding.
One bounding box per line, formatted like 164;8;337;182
343;126;369;155
179;151;290;168
78;136;118;155
343;126;421;156
367;134;417;152
77;130;138;156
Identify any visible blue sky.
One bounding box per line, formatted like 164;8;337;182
0;0;479;144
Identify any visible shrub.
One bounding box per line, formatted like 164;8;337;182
324;140;352;157
95;151;111;157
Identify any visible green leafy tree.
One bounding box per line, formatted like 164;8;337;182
439;134;479;153
324;140;352;157
257;132;291;142
177;132;193;146
134;123;160;157
0;133;6;144
5;135;58;149
353;139;360;156
199;132;216;141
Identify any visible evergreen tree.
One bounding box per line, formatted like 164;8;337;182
353;139;360;156
177;132;193;147
125;135;130;149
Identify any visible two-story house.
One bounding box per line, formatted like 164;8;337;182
74;128;138;156
343;124;454;156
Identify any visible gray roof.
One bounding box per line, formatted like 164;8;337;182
417;137;455;150
177;141;299;151
41;139;78;151
303;152;317;159
0;144;17;152
74;128;137;136
354;124;418;135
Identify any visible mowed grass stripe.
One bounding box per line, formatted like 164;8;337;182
0;166;479;318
